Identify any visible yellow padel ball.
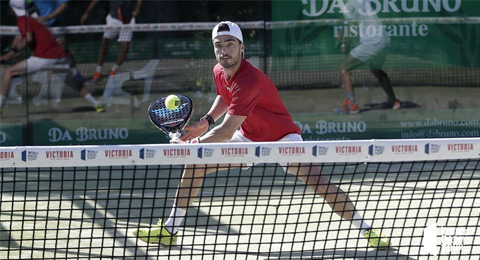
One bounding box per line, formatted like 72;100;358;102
165;95;181;110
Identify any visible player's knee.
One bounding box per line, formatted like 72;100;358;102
339;69;350;77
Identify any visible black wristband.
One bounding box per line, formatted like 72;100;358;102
201;114;215;127
11;47;19;53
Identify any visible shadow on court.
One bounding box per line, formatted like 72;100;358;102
364;100;420;111
150;246;416;260
0;222;20;250
266;247;416;260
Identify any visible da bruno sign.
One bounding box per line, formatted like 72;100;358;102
300;0;462;17
32;119;168;145
47;127;130;143
272;0;480;68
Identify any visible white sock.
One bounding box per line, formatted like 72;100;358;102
351;211;371;234
0;95;6;108
164;205;186;235
95;66;102;73
83;93;99;106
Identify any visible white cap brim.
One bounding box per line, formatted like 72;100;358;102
11;7;26;16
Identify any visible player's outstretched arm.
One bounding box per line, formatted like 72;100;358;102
0;50;16;63
37;2;68;24
179;95;229;142
3;31;33;61
133;0;143;18
180;121;209;142
206;95;229;122
200;113;245;143
80;0;100;24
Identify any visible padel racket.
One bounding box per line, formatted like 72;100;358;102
148;95;193;140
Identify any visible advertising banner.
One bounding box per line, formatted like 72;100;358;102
0;123;23;146
32;119;169;145
272;0;480;70
24;109;478;145
292;109;479;140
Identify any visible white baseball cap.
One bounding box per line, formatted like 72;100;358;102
10;0;27;16
212;21;243;43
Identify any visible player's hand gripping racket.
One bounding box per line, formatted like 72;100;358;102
148;95;193;141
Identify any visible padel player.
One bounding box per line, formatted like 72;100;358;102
338;0;400;113
134;21;390;250
80;0;143;82
0;0;104;115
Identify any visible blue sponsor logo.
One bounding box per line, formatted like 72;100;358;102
312;146;328;156
425;143;441;154
255;146;271;157
140;148;157;159
197;147;214;158
81;149;98;160
368;145;385;156
22;150;38;162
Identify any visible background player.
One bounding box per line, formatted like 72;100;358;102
30;0;84;82
80;0;143;82
338;0;400;113
0;0;104;115
133;21;390;250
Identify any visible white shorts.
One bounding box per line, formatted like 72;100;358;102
26;56;68;73
227;130;303;171
350;40;388;65
227;130;303;143
103;14;135;42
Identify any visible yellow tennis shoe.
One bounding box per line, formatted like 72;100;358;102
95;104;105;113
133;219;177;246
364;228;390;250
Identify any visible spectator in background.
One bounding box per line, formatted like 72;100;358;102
31;0;84;82
80;0;143;82
337;0;400;114
0;0;105;115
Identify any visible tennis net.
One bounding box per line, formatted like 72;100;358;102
1;138;479;259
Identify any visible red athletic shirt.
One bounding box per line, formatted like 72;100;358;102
213;59;301;142
16;16;65;59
